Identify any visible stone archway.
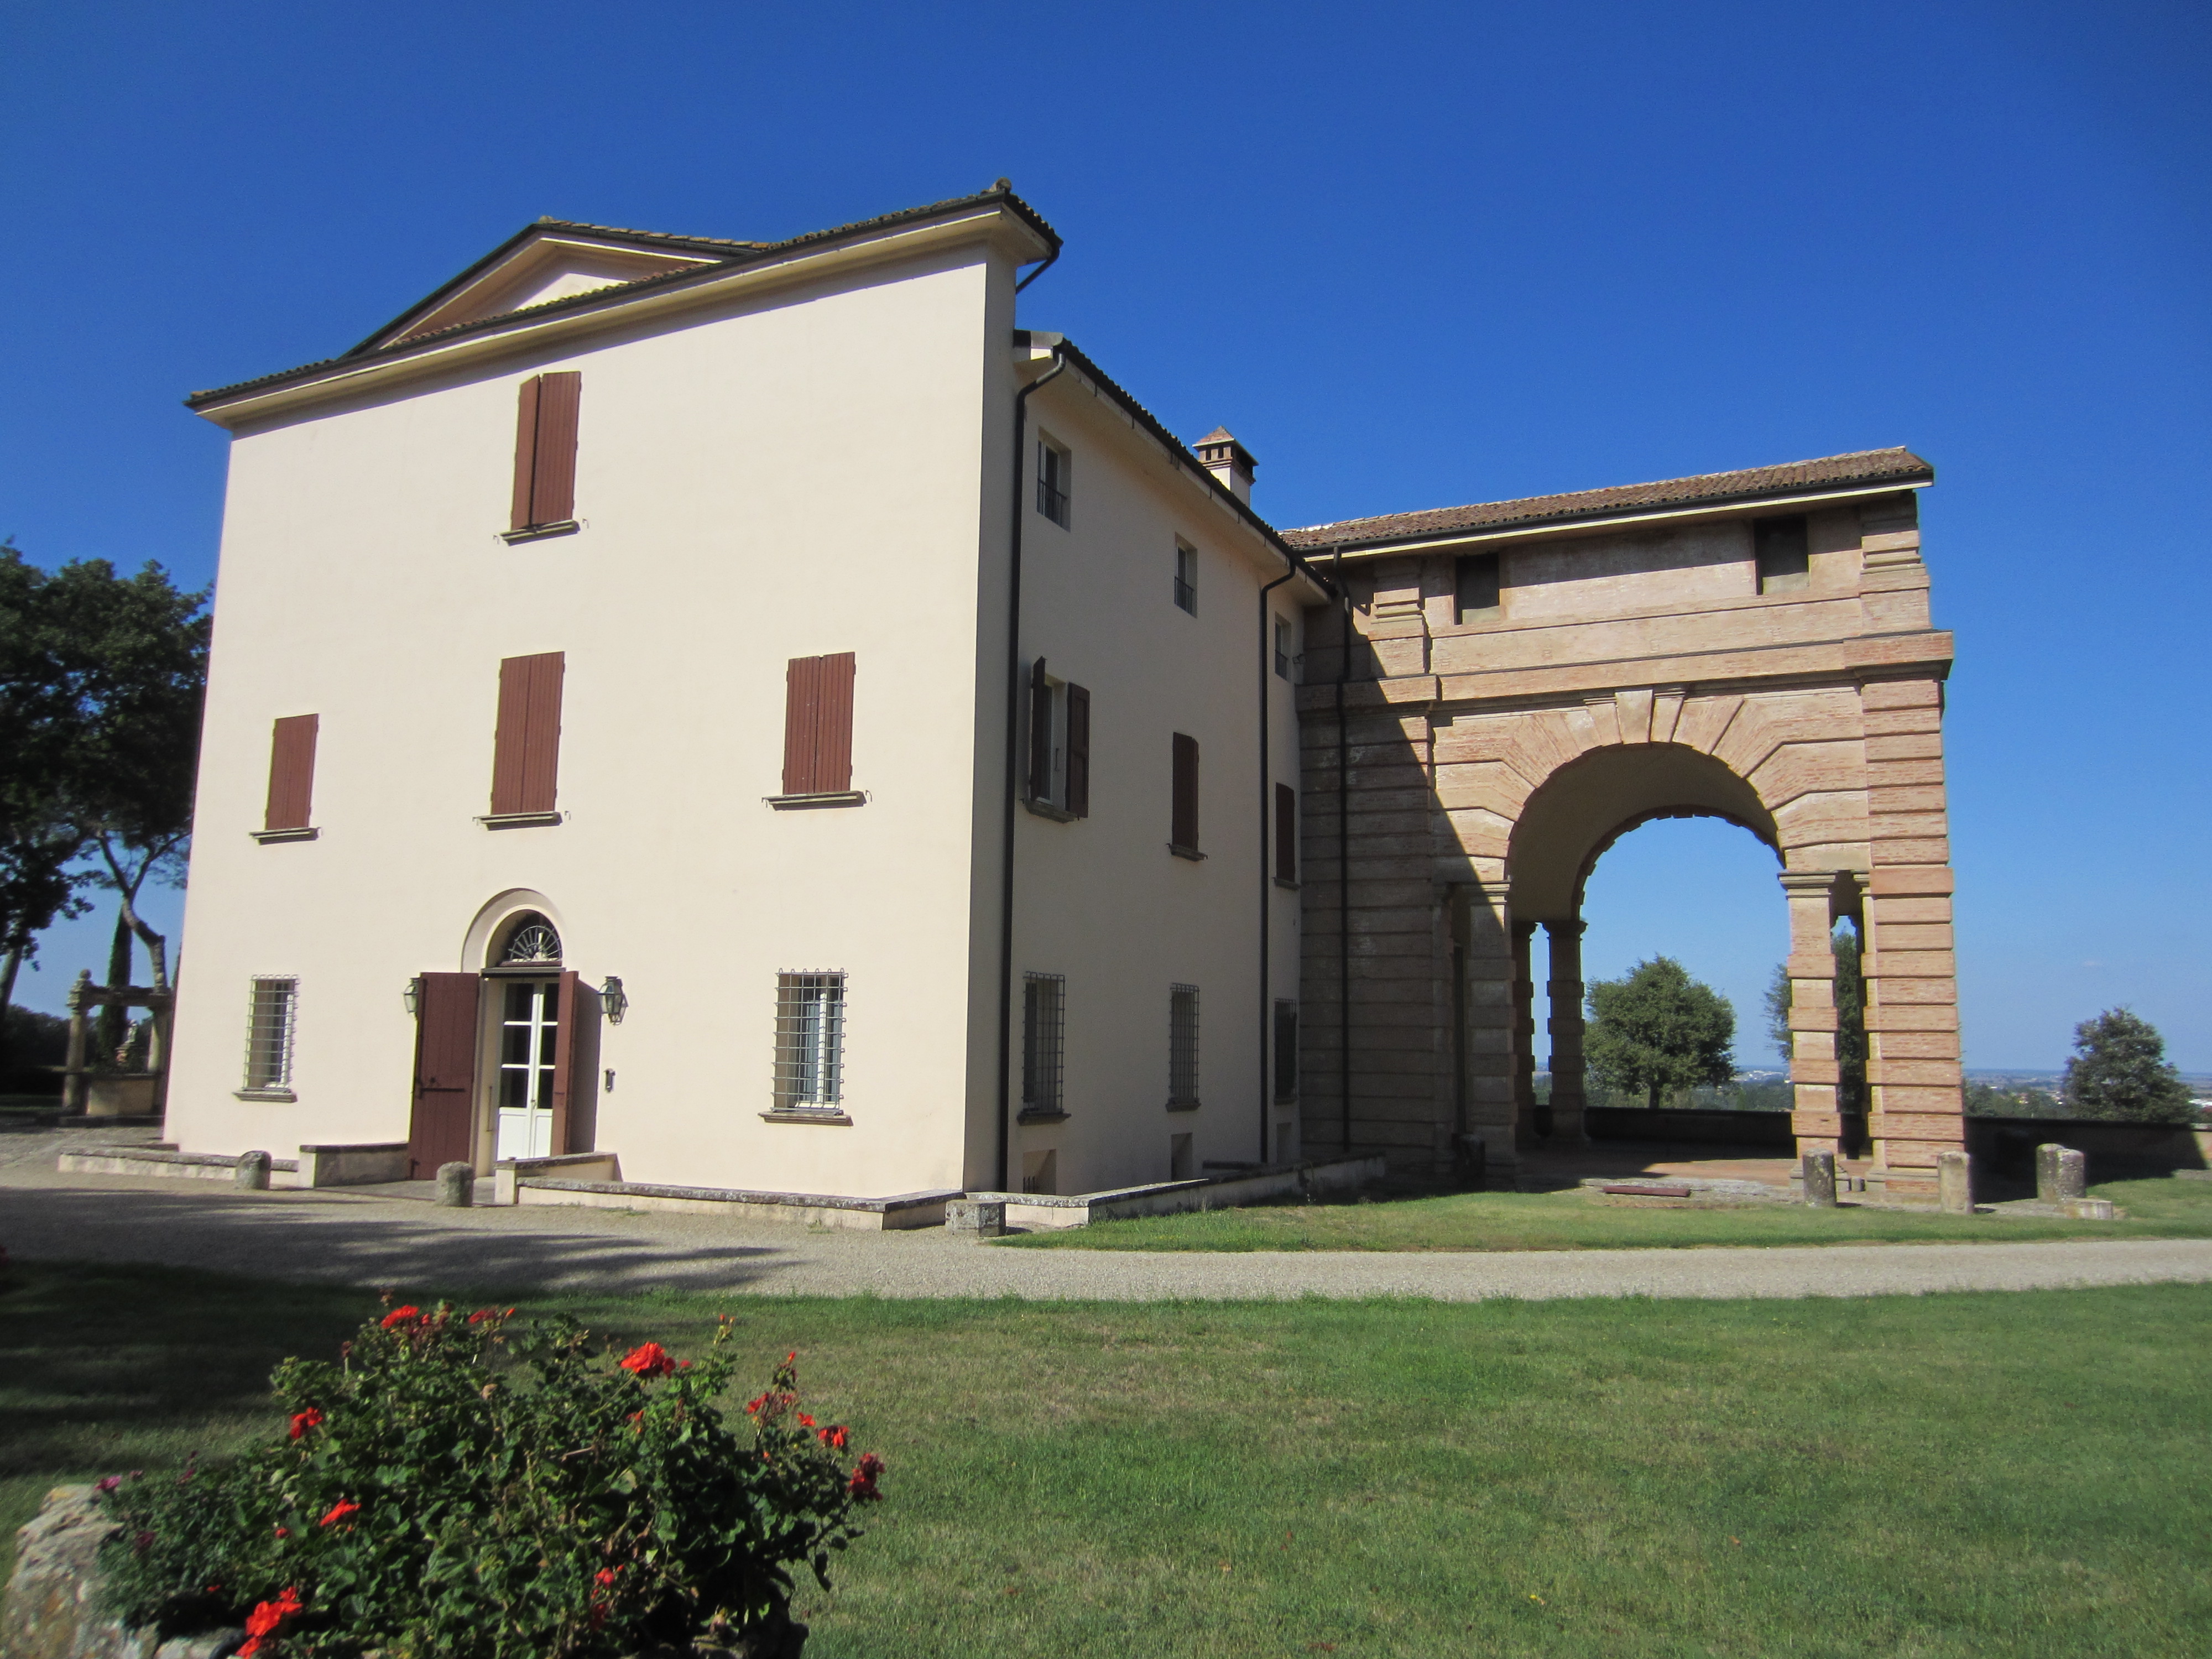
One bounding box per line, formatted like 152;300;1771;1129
1290;456;1961;1200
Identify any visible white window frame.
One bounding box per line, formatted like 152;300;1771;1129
774;972;848;1113
239;975;298;1099
1274;615;1293;680
1173;540;1198;615
1036;434;1072;529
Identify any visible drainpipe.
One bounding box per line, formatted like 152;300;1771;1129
995;341;1070;1192
1256;560;1295;1164
1332;547;1353;1154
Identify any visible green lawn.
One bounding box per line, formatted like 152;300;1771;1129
1000;1173;2212;1253
4;1261;2209;1656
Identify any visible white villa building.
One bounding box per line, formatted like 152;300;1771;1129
161;182;1962;1212
168;184;1325;1207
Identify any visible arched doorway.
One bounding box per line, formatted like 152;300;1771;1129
404;897;598;1178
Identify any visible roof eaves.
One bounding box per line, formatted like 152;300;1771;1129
189;185;1064;411
1020;331;1334;599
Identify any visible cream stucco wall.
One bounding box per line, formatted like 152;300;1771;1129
168;243;1011;1198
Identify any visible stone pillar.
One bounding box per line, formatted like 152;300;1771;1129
62;969;91;1117
1860;672;1965;1201
234;1150;272;1191
436;1162;476;1207
1461;884;1519;1185
1510;919;1538;1146
2037;1144;2086;1204
1780;872;1843;1156
1936;1149;1974;1215
1542;917;1588;1147
1801;1147;1838;1207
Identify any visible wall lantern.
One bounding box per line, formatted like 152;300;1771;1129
402;976;423;1016
601;975;628;1025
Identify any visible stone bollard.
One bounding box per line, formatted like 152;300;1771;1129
436;1162;476;1208
1801;1149;1838;1208
946;1198;1005;1239
1936;1149;1975;1215
2053;1147;2087;1204
234;1150;272;1191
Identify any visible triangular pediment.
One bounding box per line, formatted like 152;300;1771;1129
356;221;760;353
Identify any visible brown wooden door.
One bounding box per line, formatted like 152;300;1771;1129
548;969;599;1156
408;973;482;1178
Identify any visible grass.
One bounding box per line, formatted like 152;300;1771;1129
999;1174;2212;1253
4;1261;2210;1656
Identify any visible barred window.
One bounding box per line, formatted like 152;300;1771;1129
1022;972;1066;1115
1168;983;1200;1108
1173;541;1198;615
243;976;297;1092
774;972;846;1110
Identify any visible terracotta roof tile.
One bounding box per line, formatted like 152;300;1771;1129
1282;447;1933;549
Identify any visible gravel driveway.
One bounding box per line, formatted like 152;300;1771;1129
7;1126;2211;1302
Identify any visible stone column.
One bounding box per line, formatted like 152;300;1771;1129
62;969;91;1117
1780;872;1843;1155
1461;884;1519;1185
1542;917;1588;1146
1860;674;1965;1202
1510;919;1538;1146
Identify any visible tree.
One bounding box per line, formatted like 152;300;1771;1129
0;542;207;1069
2062;1008;2193;1123
1765;923;1866;1109
1584;956;1736;1110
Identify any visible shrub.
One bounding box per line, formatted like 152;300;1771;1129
97;1300;881;1658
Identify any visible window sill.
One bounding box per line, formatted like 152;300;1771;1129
1017;1107;1070;1124
1165;1099;1202;1113
234;1088;296;1102
1022;797;1079;823
1273;876;1300;890
500;520;580;545
758;1109;854;1125
1168;843;1206;862
479;811;564;830
765;790;868;810
251;826;319;844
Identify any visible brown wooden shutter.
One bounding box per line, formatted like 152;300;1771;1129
509;377;542;532
1027;657;1052;800
530;372;582;527
1275;780;1297;882
491;652;565;815
556;977;603;1155
1065;683;1090;818
1171;732;1199;851
782;652;855;795
509;372;582;530
407;972;482;1178
549;969;582;1156
263;713;319;832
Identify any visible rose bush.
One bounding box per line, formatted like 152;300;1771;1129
96;1298;880;1658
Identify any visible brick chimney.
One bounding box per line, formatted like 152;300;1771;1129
1194;427;1256;504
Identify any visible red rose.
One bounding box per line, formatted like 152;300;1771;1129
848;1452;884;1501
818;1425;849;1449
319;1500;360;1528
379;1305;420;1329
797;1413;815;1428
594;1567;620;1587
239;1585;304;1657
619;1342;677;1379
288;1407;324;1441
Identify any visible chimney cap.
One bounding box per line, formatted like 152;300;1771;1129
1194;427;1256;467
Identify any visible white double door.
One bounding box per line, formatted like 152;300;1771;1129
493;978;560;1161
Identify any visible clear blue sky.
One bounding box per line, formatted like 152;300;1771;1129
4;2;2206;1070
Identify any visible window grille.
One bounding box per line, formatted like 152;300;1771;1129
774;972;846;1110
1022;972;1066;1115
243;976;298;1091
1168;983;1201;1107
1173;542;1198;614
1274;1000;1300;1103
1037;437;1071;528
499;913;562;964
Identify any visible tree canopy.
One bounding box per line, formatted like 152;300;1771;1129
0;540;207;1063
1584;956;1736;1110
2062;1008;2193;1123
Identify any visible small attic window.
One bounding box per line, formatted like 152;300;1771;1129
1755;515;1810;594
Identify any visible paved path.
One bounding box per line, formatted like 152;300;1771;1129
7;1128;2211;1302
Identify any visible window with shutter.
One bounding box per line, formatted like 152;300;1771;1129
255;714;320;842
488;653;565;822
1170;733;1201;857
1065;684;1090;818
505;372;582;540
1274;781;1297;884
1027;657;1053;801
776;653;859;803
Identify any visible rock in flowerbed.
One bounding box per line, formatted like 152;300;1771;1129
2;1302;881;1659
